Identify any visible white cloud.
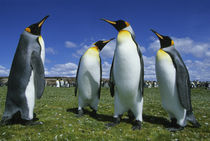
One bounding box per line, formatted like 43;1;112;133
185;59;210;81
72;44;91;58
206;51;210;57
148;39;160;52
65;41;77;48
45;61;112;78
45;60;112;78
45;47;56;55
143;56;156;80
0;65;9;76
149;37;210;58
102;61;111;78
45;62;78;77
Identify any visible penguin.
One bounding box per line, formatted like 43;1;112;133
102;19;144;130
151;29;201;132
1;16;49;125
75;38;114;117
56;78;60;88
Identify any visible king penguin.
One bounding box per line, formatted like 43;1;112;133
102;19;144;130
75;38;114;117
151;29;201;131
1;16;49;125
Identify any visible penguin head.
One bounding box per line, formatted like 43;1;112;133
151;29;174;48
25;15;49;35
93;38;115;51
101;19;130;31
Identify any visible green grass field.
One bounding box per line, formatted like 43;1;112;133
0;87;209;140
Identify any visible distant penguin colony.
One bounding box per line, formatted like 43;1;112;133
1;16;49;125
0;16;201;132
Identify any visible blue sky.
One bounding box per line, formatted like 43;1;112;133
0;0;210;80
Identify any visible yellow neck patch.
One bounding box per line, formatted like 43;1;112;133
117;30;131;41
156;49;172;62
89;47;99;52
84;46;100;61
38;36;44;47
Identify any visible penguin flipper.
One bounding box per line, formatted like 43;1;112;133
98;56;102;99
109;56;115;97
75;57;82;96
137;44;144;97
31;51;45;99
131;34;144;97
163;47;192;111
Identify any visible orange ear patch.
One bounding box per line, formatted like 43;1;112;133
25;27;31;33
171;40;174;46
125;21;130;27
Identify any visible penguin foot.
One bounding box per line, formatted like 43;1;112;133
168;119;184;132
1;113;22;125
167;126;184;132
132;120;141;130
22;120;43;126
128;110;135;121
106;117;120;127
76;109;84;117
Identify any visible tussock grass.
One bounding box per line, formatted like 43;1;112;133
0;87;209;140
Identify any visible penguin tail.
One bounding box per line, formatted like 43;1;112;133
186;111;201;128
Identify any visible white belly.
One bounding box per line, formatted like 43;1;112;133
78;55;100;100
25;71;35;119
156;55;178;109
114;42;141;104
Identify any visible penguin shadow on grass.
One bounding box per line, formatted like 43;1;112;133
143;114;198;129
67;108;147;126
66;107;115;122
143;114;171;128
0;112;41;126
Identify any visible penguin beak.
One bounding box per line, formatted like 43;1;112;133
101;18;116;25
38;15;49;28
151;29;164;40
102;38;115;44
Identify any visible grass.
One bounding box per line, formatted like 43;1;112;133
0;86;210;140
